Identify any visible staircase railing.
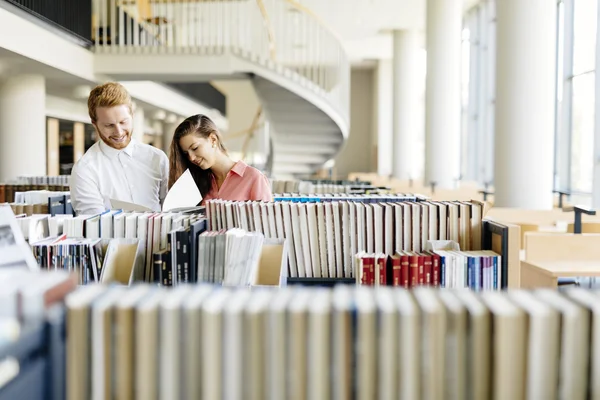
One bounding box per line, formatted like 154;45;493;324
92;0;350;125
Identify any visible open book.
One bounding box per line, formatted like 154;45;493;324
110;169;203;213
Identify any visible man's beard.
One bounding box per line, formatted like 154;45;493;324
100;130;132;150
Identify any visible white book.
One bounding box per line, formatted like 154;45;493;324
224;290;252;400
298;204;313;278
306;203;322;278
535;289;589;400
375;287;398;400
245;290;273;400
289;203;306;278
319;203;331;278
332;202;343;278
508;290;560;400
267;288;295;400
308;289;331;400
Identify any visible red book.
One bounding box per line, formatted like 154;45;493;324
422;254;432;286
408;252;419;288
360;256;370;285
400;253;410;288
378;256;387;286
417;254;425;286
391;254;401;286
365;256;375;286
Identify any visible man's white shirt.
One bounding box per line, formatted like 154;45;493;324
70;139;169;215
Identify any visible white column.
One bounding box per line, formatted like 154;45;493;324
0;75;46;181
424;0;462;188
132;104;145;142
372;59;393;177
592;2;600;208
392;30;418;180
494;0;556;208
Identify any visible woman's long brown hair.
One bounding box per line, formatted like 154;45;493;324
168;114;228;199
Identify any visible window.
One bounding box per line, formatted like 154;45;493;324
462;0;496;186
555;0;598;204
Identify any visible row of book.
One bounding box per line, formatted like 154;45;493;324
205;198;486;280
65;283;600;400
12;175;70;186
355;250;501;290
0;184;70;204
271;180;376;194
28;210;208;286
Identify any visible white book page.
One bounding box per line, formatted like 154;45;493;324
341;202;352;278
427;202;438;241
366;204;374;253
162;169;201;212
239;203;249;231
382;203;393;255
411;203;420;252
289;203;306;277
401;203;411;251
260;203;271;239
438;202;448;241
332;202;344;278
252;202;263;234
393;203;403;252
306;203;322;278
267;203;278;240
324;202;336;278
274;203;286;241
298;204;313;278
356;203;366;253
372;204;383;254
421;203;429;251
348;202;357;276
281;202;298;278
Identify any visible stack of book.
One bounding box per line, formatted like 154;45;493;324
66;284;600;400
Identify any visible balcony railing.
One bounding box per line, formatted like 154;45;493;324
92;0;350;125
2;0;92;43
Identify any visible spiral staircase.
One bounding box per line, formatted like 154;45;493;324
91;0;350;179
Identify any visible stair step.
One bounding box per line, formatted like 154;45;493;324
272;163;316;174
276;143;338;154
273;153;328;164
276;135;343;145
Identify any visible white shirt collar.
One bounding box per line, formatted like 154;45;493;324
98;137;136;158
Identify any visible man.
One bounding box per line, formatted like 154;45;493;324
70;82;169;215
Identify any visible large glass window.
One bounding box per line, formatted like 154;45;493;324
571;0;597;194
555;0;597;203
461;0;495;187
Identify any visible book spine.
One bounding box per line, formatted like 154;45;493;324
409;255;418;288
392;256;401;287
423;255;432;286
400;255;409;289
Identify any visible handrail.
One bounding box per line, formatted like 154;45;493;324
256;0;277;61
283;0;344;44
92;0;350;126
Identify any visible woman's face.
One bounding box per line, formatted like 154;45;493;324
179;133;218;170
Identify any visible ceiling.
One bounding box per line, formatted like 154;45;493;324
295;0;480;65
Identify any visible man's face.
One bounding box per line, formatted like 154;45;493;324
93;105;133;150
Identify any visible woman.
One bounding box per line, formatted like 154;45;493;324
168;114;273;204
